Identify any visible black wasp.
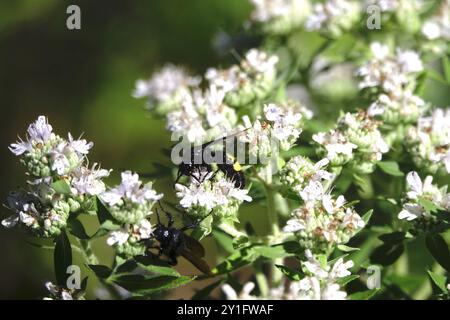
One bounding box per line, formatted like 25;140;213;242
174;129;249;189
145;203;212;275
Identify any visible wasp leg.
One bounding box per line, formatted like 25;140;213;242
180;209;213;232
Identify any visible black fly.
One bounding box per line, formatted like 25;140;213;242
146;203;212;275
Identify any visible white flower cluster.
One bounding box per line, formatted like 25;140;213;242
166;84;238;143
305;0;360;37
313;111;389;173
290;250;353;300
359;43;425;124
421;0;450;41
101;171;162;257
206;49;279;107
239;102;310;162
398;171;450;223
43;281;83;300
283;186;365;253
134;49;278;143
133;64;201;115
4;116;110;237
175;172;252;223
221;250;354;300
279;157;334;195
406;108;450;174
249;0;311;34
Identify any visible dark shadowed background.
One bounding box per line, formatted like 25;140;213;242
0;0;252;299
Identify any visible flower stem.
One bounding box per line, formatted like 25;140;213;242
263;181;284;286
77;239;121;299
217;221;247;238
255;260;269;298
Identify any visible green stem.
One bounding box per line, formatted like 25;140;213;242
79;239;98;265
255;261;269;298
263;182;283;286
217;221;247;238
77;239;120;299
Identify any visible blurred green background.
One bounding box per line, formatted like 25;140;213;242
0;0;252;299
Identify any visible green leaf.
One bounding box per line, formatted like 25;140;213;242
379;232;406;244
115;259;137;274
54;230;72;286
426;68;447;85
253;245;292;259
419;198;444;214
362;209;374;225
96;197;114;225
348;289;380;300
232;236;250;250
134;256;180;277
191;279;225;300
112;274;195;295
212;229;234;254
337;245;360;252
377;161;404;177
51;179;72;195
88;264;112;279
425;234;450;272
212;248;257;275
353;174;372;199
443;56;450;84
371;242;404;266
275;265;303;281
337;275;359;286
428;270;448;293
68;219;90;239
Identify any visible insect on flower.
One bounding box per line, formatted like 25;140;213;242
174;129;250;189
145;202;213;275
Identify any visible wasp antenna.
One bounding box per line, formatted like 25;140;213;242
155;208;162;225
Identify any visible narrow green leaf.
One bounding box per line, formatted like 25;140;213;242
378;232;406;244
362;209;374;224
88;264;112;279
134;256;180;277
112;274;195;294
370;242;404;266
348;289;380;300
427;270;448;293
253;245;292;259
191;279;225;300
212;248;257;275
96;197;114;224
419;198;444;214
212;229;234;254
337;245;360;252
275;265;303;281
232;236;250;250
68;219;90;239
337;275;359;286
443;56;450;84
425;234;450;272
54;230;72;286
377;161;404;177
51;180;72;195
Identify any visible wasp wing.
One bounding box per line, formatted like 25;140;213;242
180;235;212;275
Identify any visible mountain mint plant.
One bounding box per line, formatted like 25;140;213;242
3;0;450;301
